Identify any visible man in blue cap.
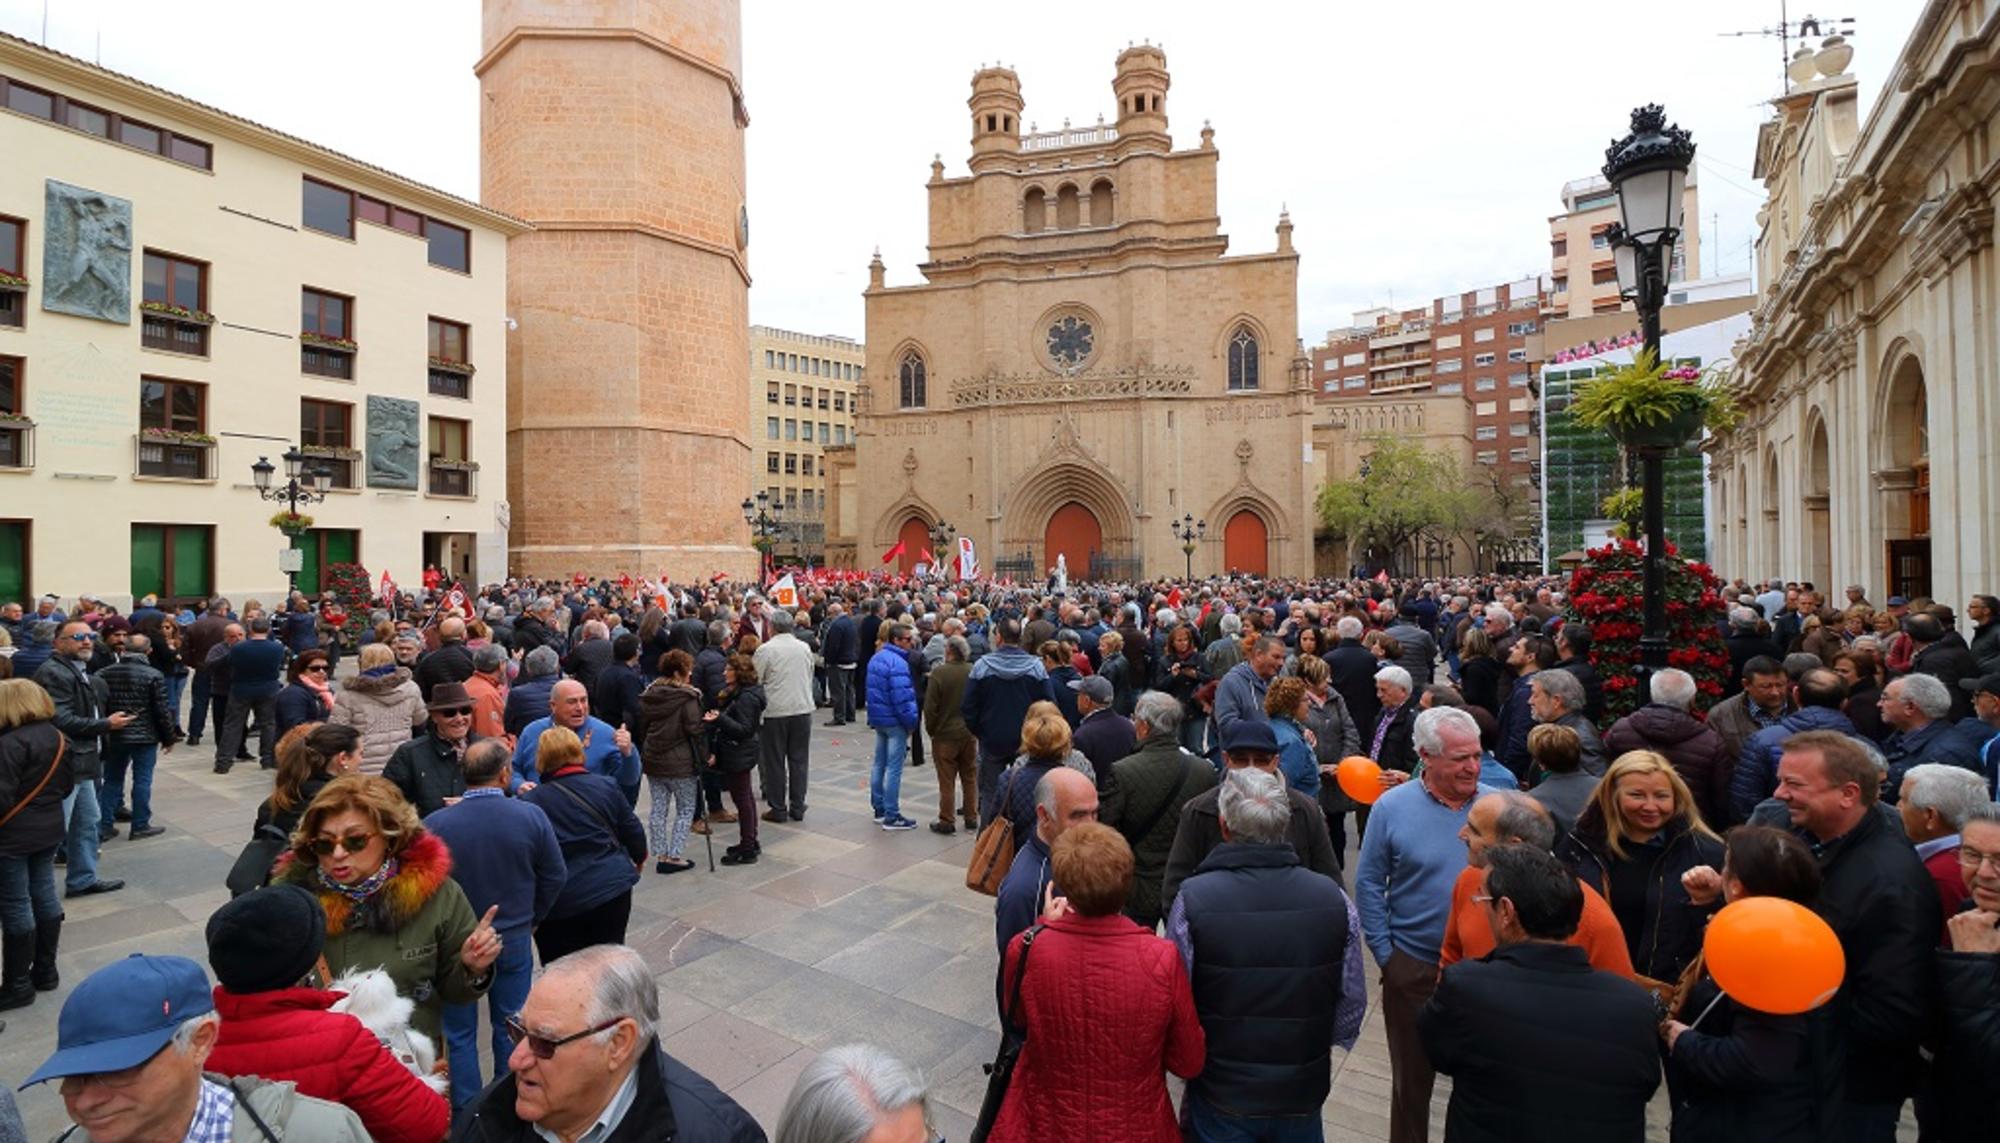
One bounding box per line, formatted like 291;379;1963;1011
1158;718;1341;919
23;954;367;1141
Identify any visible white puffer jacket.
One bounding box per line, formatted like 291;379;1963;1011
329;668;424;775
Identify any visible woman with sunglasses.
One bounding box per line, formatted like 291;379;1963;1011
273;774;501;1047
274;650;334;741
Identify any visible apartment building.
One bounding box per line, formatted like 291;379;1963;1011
1547;172;1701;319
749;326;863;565
1313;277;1545;499
0;32;523;607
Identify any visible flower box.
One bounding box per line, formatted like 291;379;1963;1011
139;427;216;446
0;412;32;426
300;444;362;461
1569;351;1741;445
0;271;27;293
269;511;315;533
301;332;359;353
428;356;476;377
428;458;480;472
139;300;216;326
1607;404;1704;451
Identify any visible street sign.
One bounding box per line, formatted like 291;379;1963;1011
277;548;304;573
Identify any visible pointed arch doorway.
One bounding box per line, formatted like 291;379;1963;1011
1044;502;1102;577
896;517;930;575
1223;510;1269;576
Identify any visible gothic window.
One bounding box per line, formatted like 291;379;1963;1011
1227;327;1260;391
1046;316;1094;370
898;352;927;408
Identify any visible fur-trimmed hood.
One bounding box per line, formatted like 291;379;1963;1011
341;666;415;698
274;829;454;938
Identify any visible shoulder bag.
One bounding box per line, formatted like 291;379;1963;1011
965;769;1018;896
0;733;66;831
970;924;1042;1143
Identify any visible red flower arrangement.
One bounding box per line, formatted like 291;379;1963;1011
1565;539;1730;724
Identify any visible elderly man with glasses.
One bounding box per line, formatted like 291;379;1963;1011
34;620;131;899
385;681;486;818
457;944;764;1142
24;954;369;1141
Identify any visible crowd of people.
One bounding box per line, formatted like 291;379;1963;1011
0;567;1996;1141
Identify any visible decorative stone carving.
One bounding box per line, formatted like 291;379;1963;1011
948;364;1195;408
41;180;131;324
366;396;421;490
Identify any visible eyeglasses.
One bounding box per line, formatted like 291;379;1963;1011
305;664;329;674
504;1015;626;1059
309;832;378;857
1959;848;2000;873
62;632;97;642
436;707;473;718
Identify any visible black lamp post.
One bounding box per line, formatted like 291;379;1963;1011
1172;513;1206;580
927;520;955;578
741;492;782;582
1603;104;1696;676
252;447;333;596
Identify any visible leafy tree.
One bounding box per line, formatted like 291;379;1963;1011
1316;437;1487;576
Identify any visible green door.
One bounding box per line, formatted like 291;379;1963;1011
299;529;357;595
0;522;25;606
131;524;166;600
170;527;210;599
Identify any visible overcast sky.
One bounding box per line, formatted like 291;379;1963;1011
5;0;1908;346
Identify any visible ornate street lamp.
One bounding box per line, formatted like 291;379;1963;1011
928;519;955;577
1603;103;1696;676
742;492;783;581
1172;513;1206;581
252;446;333;595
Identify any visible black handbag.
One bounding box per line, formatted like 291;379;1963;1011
225;824;290;898
970;924;1042;1143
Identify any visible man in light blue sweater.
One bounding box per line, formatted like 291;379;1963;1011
1355;705;1497;1143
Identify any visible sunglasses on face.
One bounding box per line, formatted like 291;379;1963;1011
63;632;98;643
305;664;329;673
505;1015;624;1059
436;708;473;718
310;832;378;857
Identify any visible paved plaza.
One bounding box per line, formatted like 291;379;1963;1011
6;708;1908;1141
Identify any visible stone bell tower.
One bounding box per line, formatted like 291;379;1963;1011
477;0;755;580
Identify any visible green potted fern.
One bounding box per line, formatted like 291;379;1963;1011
1568;350;1740;450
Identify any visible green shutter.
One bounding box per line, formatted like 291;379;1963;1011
170;527;210;598
298;534;321;595
131;525;166;600
0;522;25;606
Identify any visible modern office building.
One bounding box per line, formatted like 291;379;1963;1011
0;31;521;608
749;326;863;565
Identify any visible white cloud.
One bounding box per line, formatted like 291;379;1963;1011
3;0;1903;346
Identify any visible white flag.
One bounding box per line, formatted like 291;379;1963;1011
770;573;798;610
957;535;978;581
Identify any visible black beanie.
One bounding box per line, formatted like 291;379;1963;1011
205;884;326;994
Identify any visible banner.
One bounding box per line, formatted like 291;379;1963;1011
378;570;396;605
957;535;977;582
770;573;798;610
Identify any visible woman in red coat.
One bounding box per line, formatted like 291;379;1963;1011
989;822;1205;1143
204;883;449;1143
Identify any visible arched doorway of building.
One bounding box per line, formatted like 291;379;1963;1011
1761;447;1782;578
1880;357;1931;598
1223;510;1269;576
897;516;930;575
1805;418;1832;590
1044;502;1102;577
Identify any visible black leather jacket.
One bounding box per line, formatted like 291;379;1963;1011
99;654;179;747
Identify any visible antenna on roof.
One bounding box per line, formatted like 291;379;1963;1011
1720;5;1856;91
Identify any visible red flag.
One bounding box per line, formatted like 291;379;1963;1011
880;539;906;565
1374;569;1390;585
919;547;936;567
1167;587;1183;609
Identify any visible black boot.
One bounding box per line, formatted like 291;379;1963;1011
30;918;60;992
0;932;36;1011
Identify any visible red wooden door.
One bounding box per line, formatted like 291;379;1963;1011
1223;510;1269;576
897;517;930;574
1043;502;1102;576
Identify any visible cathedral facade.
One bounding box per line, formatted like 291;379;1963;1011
836;47;1314;581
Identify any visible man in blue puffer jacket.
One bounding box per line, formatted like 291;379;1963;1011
867;621;922;831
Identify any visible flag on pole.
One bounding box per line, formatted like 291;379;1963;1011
957;535;977;582
1374;568;1390;585
378;570;395;605
880;539;906;565
770;573;798;610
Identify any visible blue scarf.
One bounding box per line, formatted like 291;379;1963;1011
317;857;399;904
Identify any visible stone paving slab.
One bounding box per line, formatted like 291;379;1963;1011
1;697;1918;1140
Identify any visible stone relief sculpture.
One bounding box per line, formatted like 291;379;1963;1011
366;396;421;490
42;180;132;324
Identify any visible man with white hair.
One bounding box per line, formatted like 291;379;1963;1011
1481;604;1519;664
776;1044;931;1143
1105;691;1216;929
1329;614;1381;738
25;954;367;1139
1878;672;1982;806
1168;766;1366;1140
1527;668;1605;777
561;619;615;695
755;609;819;823
1602;667;1732;824
1356;705;1500;1143
459;945;763;1141
1898;763;1989;942
1369;664;1423;779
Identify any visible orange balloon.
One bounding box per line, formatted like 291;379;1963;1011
1703;897;1845;1015
1336;756;1384;804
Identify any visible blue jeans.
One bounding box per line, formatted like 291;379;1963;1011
871;726;908;820
441;938;534;1109
167;673;187;733
0;846;63;936
1183;1088;1325;1143
1181;714;1208;755
99;743;158;830
188;668;211;738
61;784;102;893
